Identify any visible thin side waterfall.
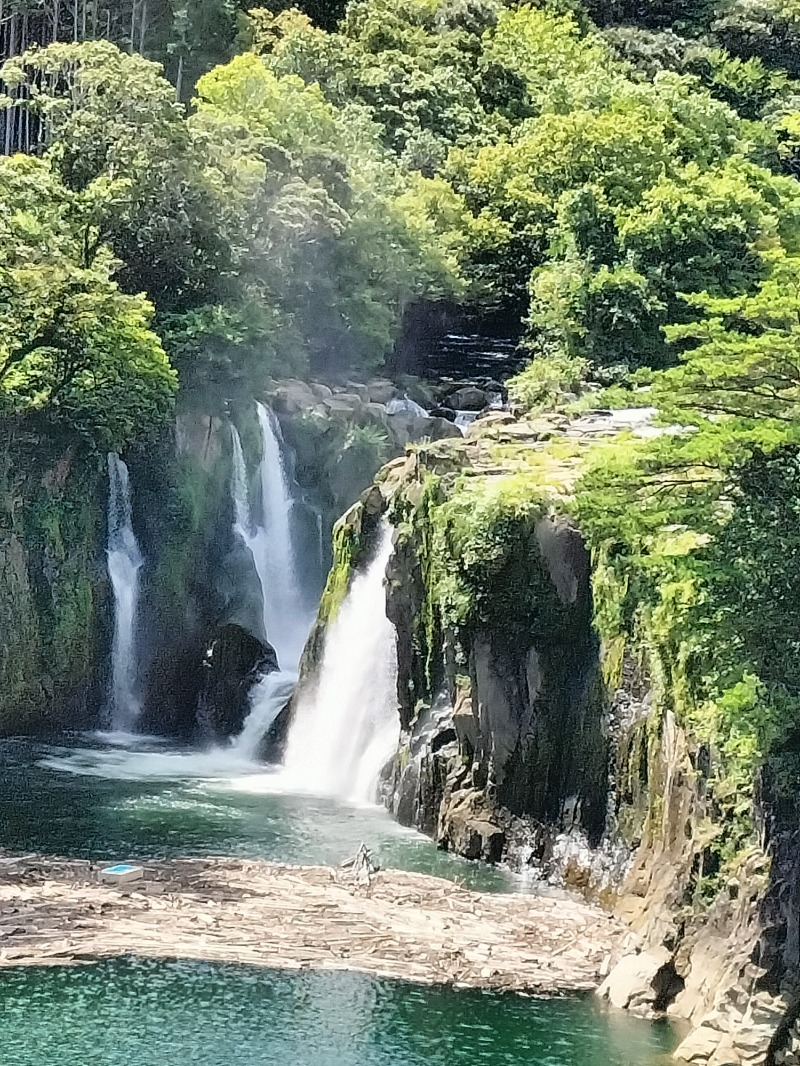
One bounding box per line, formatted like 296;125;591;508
230;404;308;669
280;525;400;803
106;453;144;732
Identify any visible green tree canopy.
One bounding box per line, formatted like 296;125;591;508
0;155;177;451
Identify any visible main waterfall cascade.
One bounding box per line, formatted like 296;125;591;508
227;410;402;794
280;525;400;804
105;453;144;733
227;403;315;762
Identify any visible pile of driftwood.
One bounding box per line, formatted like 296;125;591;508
0;851;625;993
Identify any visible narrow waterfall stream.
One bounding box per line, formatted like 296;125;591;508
105;453;144;733
227;404;314;761
280;525;400;803
230;403;309;668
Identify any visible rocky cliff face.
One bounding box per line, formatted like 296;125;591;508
376;445;608;866
0;376;444;739
298;410;800;1066
0;420;106;734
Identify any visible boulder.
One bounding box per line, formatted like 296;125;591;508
596;948;673;1012
346;381;371;402
475;410;516;427
429;405;457;422
198;624;279;740
387;414;462;448
367;379;398;404
309;382;333;401
271;379;316;415
438;786;505;862
323;395;364;416
673;1026;729;1064
447;385;489;411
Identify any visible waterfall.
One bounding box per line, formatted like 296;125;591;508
280;525;400;803
253;401;304;664
106;453;144;732
230;403;308;669
230;423;252;539
228;670;297;761
226;404;315;761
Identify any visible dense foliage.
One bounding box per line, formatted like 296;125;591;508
0;0;799;901
3;0;800;451
570;246;800;882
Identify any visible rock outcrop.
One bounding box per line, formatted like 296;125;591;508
197;624;279;740
297;409;800;1066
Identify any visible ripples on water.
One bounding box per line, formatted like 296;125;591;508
0;737;516;891
0;958;676;1066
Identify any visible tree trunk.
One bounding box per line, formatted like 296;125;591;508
138;0;146;54
175;52;184;102
5;12;18;155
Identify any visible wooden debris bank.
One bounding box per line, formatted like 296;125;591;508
0;853;626;994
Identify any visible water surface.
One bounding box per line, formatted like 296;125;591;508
0;958;677;1066
0;736;513;891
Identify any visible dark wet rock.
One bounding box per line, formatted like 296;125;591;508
198;624;279;740
387;414;462;448
447;385;489;411
428;405;457;422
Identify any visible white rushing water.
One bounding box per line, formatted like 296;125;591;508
279;525;400;804
228;669;297;761
230;403;309;669
227;404;316;762
106;453;144;732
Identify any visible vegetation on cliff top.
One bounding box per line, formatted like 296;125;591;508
4;0;800;454
571;247;800;885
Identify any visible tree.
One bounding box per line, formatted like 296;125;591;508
190;51;465;373
714;0;800;78
0;154;176;449
1;41;228;310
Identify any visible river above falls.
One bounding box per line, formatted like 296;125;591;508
0;735;517;892
0;957;677;1066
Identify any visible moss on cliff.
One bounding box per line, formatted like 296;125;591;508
0;426;105;732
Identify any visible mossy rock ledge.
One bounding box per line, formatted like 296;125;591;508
297;413;800;1066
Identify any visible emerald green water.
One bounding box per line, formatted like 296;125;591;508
0;737;678;1064
0;737;514;890
0;958;676;1066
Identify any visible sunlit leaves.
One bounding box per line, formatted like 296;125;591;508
0;155;177;450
